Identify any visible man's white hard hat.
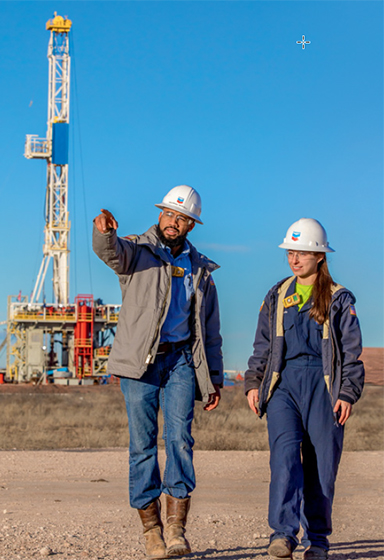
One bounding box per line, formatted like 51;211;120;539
279;218;335;252
155;185;203;224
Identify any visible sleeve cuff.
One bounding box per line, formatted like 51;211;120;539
209;370;223;387
338;394;355;405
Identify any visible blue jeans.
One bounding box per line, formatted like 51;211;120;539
267;360;344;551
120;347;196;509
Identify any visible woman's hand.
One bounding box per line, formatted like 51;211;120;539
247;388;259;415
333;399;352;425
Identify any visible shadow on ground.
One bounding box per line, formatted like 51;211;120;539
192;546;267;559
188;540;384;559
330;539;384;559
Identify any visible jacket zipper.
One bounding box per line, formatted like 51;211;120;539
193;268;206;346
257;293;274;410
193;268;209;386
329;306;336;404
145;268;172;365
194;267;206;295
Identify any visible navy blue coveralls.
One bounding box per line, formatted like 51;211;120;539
266;292;344;551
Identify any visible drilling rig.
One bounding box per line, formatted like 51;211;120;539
5;13;119;384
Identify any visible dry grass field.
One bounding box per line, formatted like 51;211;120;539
0;382;382;451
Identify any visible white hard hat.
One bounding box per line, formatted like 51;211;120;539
155;185;203;224
279;218;335;252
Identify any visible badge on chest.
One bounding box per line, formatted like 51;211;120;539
171;266;185;278
283;293;300;308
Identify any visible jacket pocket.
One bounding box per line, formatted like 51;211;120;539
112;305;157;371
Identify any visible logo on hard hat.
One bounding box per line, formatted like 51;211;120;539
177;197;184;204
292;231;301;241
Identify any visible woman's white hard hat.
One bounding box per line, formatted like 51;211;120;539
155;185;203;224
279;218;335;252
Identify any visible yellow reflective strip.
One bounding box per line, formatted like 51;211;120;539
323;283;344;338
324;374;330;393
331;283;344;295
276;276;295;337
323;319;329;340
267;371;280;401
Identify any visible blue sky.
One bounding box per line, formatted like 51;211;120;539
0;1;382;370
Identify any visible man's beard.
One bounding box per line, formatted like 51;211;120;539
157;225;188;249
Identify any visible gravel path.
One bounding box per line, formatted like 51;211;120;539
0;450;383;560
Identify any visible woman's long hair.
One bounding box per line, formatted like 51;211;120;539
309;254;335;324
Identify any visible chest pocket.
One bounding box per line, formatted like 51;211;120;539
283;307;323;359
283;310;296;332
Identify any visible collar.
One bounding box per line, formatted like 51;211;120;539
160;240;190;262
132;224;219;272
285;277;313;313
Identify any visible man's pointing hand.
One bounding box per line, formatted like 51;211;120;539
94;209;119;233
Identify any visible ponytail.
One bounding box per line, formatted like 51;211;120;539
309;255;334;325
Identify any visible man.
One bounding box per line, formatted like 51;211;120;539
93;185;223;559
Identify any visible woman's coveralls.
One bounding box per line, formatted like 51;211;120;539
245;277;364;551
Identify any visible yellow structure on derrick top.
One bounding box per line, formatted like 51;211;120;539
46;12;72;33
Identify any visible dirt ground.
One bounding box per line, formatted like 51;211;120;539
360;348;383;386
0;449;383;560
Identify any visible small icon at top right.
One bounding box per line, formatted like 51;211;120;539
297;35;311;49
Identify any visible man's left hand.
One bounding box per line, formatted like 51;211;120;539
204;384;221;412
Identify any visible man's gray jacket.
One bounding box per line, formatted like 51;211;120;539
93;224;224;402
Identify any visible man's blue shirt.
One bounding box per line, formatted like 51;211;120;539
160;242;194;343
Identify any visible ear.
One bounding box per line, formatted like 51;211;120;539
158;211;163;223
188;221;195;233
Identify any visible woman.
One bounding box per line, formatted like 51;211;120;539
245;218;364;560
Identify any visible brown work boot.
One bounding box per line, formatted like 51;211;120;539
268;537;293;558
138;499;168;559
165;495;191;557
303;546;329;559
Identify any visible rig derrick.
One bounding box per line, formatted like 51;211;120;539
6;14;120;385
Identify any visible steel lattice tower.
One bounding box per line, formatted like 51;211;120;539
6;13;119;384
25;13;72;305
